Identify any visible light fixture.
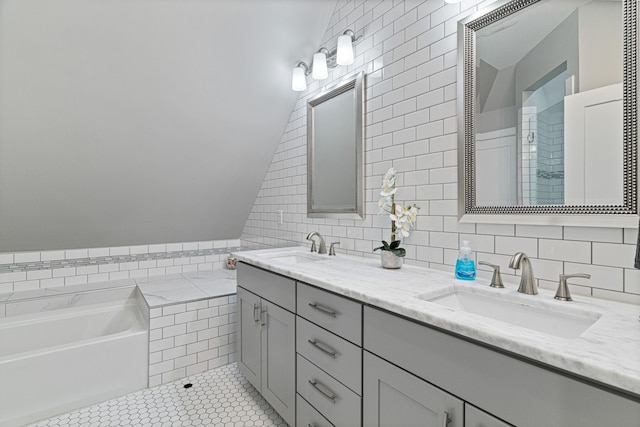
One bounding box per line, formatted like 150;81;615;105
336;30;355;66
312;48;329;80
291;29;361;91
291;62;309;91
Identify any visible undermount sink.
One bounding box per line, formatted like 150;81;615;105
418;289;601;339
258;251;326;264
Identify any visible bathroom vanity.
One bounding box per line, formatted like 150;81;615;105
234;247;640;427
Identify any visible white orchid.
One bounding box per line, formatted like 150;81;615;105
390;204;419;238
375;167;420;255
380;167;397;198
378;196;392;214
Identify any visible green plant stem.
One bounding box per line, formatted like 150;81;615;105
391;201;396;242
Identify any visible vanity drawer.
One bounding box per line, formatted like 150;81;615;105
296;317;362;394
297;282;362;345
237;262;295;312
296;394;335;427
297;354;361;427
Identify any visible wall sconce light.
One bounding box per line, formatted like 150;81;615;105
336;30;355;66
291;29;361;91
291;61;310;91
312;48;329;80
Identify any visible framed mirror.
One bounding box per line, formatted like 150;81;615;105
457;0;638;227
307;72;365;219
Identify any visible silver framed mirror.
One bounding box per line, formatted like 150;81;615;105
457;0;638;227
307;72;365;219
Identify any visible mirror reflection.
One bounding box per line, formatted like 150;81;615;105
307;72;364;219
472;0;625;207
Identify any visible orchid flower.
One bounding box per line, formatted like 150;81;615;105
376;167;420;253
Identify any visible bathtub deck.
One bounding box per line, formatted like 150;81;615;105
29;362;287;427
136;268;237;308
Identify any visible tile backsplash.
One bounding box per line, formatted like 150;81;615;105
0;239;241;295
240;0;640;304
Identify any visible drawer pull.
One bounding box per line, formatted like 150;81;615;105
253;303;260;323
307;339;337;358
260;306;267;327
308;379;336;404
308;302;337;317
441;410;451;427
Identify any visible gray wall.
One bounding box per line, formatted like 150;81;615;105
0;0;333;251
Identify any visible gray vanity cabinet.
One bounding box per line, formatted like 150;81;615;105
363;351;464;427
296;282;363;427
464;404;512;427
236;263;296;426
237;286;262;388
363;306;640;427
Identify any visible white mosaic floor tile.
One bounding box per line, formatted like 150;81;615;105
30;363;288;427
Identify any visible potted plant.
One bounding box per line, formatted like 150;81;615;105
374;167;419;269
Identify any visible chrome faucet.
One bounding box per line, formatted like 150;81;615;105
509;252;537;295
306;231;327;254
555;273;591;301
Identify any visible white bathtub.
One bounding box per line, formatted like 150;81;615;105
0;293;149;427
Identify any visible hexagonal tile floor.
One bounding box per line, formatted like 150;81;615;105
30;363;288;427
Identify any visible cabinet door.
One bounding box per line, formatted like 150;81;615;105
261;299;296;426
237;286;262;391
465;404;512;427
363;351;463;427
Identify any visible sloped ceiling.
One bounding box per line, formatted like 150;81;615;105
0;0;334;251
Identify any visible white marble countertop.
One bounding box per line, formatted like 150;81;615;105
233;246;640;398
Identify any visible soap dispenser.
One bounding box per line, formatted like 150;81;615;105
455;240;476;280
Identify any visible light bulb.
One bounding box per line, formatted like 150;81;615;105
291;65;307;91
336;33;354;65
312;51;328;80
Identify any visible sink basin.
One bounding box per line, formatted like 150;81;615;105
418;289;600;339
258;252;326;264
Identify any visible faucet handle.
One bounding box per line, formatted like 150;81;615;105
329;242;340;256
478;261;504;288
309;240;317;252
555;273;591;301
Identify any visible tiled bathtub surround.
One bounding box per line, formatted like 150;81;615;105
240;0;640;304
0;239;240;294
148;294;237;387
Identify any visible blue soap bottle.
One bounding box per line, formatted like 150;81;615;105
455;240;476;280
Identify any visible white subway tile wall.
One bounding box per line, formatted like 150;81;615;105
0;239;241;294
148;295;237;387
240;0;640;304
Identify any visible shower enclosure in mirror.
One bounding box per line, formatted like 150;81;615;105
307;72;364;219
458;0;638;227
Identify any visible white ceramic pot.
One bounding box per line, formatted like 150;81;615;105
381;251;403;269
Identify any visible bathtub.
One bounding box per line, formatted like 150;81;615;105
0;291;149;427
